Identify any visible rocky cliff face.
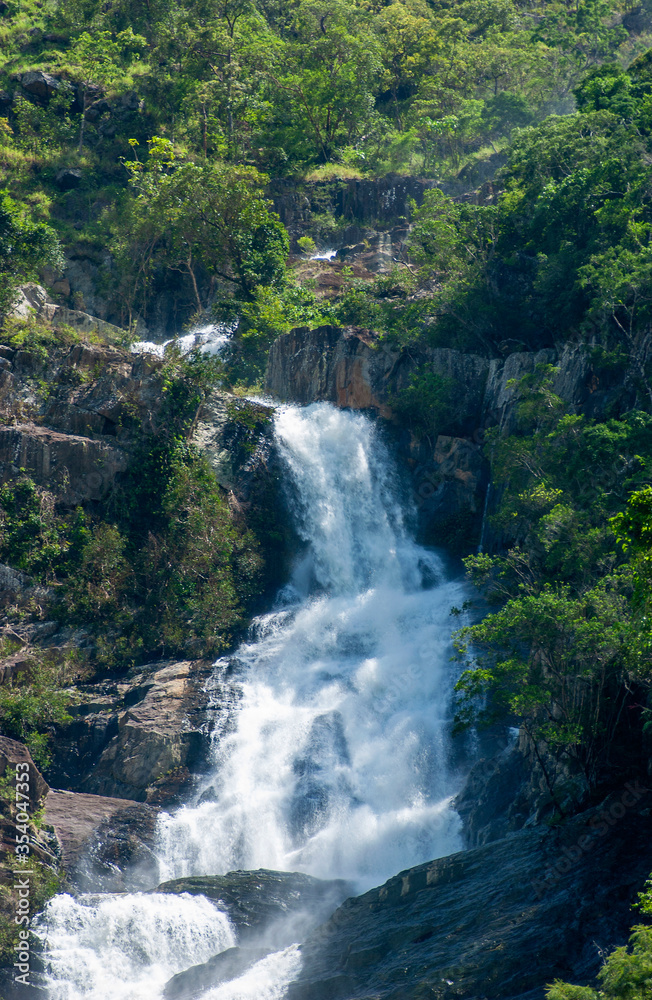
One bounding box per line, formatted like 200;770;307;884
287;792;652;1000
265;326;625;550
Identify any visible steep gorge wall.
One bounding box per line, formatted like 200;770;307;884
265;326;612;550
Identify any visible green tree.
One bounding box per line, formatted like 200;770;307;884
111;140;288;321
546;880;652;999
269;0;382;162
0;194;63;321
68;28;146;154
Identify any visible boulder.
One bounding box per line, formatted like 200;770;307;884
79;660;216;803
44;790;159;889
155;869;350;946
50;306;125;339
288;794;652;1000
192;391;275;494
0;649;34;685
164;947;270;1000
20;70;61;100
10;282;52;320
0;423;128;502
84;98;111;122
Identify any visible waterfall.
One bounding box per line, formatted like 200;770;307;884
478;480;491;554
36;402;469;1000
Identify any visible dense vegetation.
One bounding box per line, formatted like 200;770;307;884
1;0;652;989
0;328;270;767
1;0;651;335
453;368;652;810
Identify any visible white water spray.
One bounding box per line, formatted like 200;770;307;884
131;322;233;358
38;401;468;999
35;892;235;1000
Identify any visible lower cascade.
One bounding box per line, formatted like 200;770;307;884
36;402;469;1000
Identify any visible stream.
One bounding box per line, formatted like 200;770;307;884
34;401;470;1000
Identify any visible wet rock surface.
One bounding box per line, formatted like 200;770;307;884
155;869;350;946
288;797;652;1000
72;659;215;804
163;947;271;999
44;789;159;889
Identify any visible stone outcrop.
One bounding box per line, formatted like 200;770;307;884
265;328;613;430
20;70;61;100
44;789;158;888
157;869;350;946
454;735;592;849
192;392;275;497
0;736;48;812
265;326;632;549
0;738;58;872
412;434;488;549
270;175;439;236
10;282;125;339
69;659;215;804
0;423;128;502
287;793;652;1000
164;947;271;1000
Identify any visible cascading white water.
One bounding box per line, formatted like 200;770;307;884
158;403;464;888
37;402;469;1000
35;892;236;1000
131;322;233;358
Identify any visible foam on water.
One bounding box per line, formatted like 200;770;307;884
131;322;232;358
39;401;468;999
35;892;235;1000
158;404;464;889
203;947;302;1000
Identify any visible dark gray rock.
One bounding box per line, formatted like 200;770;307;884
164;947;270;1000
84;98;111;122
454;737;592;849
154;870;350;947
21;70;61;100
288;795;652;1000
270;175;439;235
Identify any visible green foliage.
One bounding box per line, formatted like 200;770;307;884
455;371;652;793
0;193;63;321
454;582;629;786
0;479;86;580
389;370;456;441
0;657;74;769
108;146;289;324
220;280;336;384
52;349;268;666
397;81;652;361
0;0;649;342
546;880;652;999
138;447;263;656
